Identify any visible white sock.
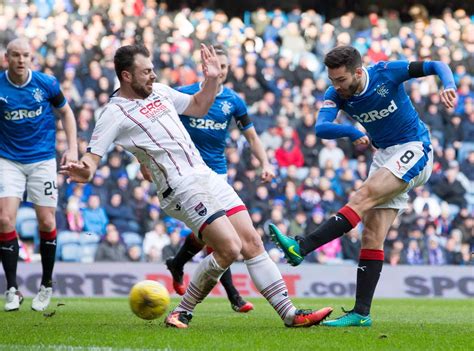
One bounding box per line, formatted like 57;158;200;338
245;251;296;325
175;253;226;314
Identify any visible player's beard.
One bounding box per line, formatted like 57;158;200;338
348;77;360;96
339;75;360;99
131;77;152;99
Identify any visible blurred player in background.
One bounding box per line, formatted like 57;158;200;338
270;45;457;327
0;38;78;311
159;45;274;313
62;43;332;329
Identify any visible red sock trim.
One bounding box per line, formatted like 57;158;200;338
0;230;17;242
338;205;361;228
39;228;57;241
359;249;384;261
226;205;247;217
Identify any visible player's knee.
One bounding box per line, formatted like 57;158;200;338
0;213;15;231
361;228;383;249
215;237;241;265
37;215;56;232
350;185;376;211
240;231;264;259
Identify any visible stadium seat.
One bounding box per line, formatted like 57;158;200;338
60;243;82;262
57;231;81;261
16;207;38;239
121;231;143;248
80;232;101;263
17;218;38;240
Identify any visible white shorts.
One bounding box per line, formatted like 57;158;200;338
160;170;245;236
369;141;433;210
0;157;58;207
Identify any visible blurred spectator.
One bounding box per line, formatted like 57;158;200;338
143;222;170;263
66;197;84;232
128;245;143;262
105;192;138;233
433;167;467;209
94;224;129;262
318;140;345;169
427;239;446;265
341;229;361;262
404;240;425;265
82;194;108;236
162;229;182;261
288;211;307;237
275;139;304;167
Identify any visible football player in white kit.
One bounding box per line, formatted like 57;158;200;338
61;44;332;329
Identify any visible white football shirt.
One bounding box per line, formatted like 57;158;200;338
88;83;209;193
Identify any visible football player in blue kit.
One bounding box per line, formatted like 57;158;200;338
0;39;78;312
269;45;457;326
161;45;275;313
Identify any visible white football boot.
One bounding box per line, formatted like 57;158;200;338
32;285;53;311
4;287;23;311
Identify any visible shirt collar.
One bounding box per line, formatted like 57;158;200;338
353;67;369;97
6;69;32;88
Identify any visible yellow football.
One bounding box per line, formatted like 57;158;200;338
129;280;170;320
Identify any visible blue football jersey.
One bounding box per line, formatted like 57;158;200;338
0;70;66;163
323;61;430;148
177;83;251;174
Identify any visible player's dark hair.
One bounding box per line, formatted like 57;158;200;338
114;44;150;81
213;44;228;57
324;46;362;73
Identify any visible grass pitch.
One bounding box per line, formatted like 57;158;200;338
0;298;472;351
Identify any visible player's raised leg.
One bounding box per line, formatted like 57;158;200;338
31;205;56;311
229;210;332;327
0;197;23;312
323;208;397;327
166;232;204;295
165;215;241;328
269;168;407;266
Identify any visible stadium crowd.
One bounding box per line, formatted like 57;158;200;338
1;1;472;266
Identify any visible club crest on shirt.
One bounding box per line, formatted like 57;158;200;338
32;88;45;103
376;84;389;98
194;202;207;216
220;101;232;116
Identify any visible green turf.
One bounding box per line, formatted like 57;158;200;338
0;298;472;351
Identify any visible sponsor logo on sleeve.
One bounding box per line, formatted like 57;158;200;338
322;100;337;108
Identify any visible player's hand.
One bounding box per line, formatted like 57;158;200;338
60;149;78;166
201;44;221;79
440;88;457;109
60;162;92;183
260;164;275;183
352;135;370;146
140;163;153;182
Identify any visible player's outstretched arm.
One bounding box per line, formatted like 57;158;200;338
243;127;275;183
182;44;221;117
57;103;78;165
409;61;457;109
60;153;101;183
315;100;366;142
